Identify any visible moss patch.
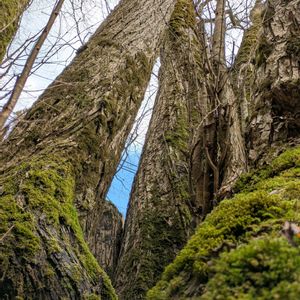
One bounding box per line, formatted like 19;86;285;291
147;146;300;299
201;237;300;299
169;0;195;37
255;36;273;67
0;154;117;299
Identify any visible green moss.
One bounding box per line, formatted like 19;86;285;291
164;102;189;154
0;154;117;299
148;146;300;299
234;6;262;69
234;147;300;193
121;194;190;299
84;293;101;300
44;266;55;277
169;0;196;37
0;194;39;259
201;238;300;299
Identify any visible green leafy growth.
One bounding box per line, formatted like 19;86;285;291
201;237;300;299
148;146;300;299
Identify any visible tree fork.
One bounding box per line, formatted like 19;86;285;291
0;0;177;297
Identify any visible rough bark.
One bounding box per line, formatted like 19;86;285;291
89;200;123;278
190;0;247;215
147;1;300;298
0;0;176;298
0;0;29;62
247;0;300;165
232;0;264;135
148;146;300;299
211;0;226;67
114;1;203;298
207;0;247;197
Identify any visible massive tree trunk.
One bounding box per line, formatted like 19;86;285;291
114;1;204;298
232;0;264;136
0;0;176;298
147;1;300;299
0;0;29;62
247;0;300;164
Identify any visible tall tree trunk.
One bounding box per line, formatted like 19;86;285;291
247;0;300;165
147;2;300;298
89;200;123;278
114;1;204;298
232;0;264;136
211;0;226;68
0;0;176;298
0;0;29;62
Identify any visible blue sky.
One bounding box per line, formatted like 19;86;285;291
107;149;141;217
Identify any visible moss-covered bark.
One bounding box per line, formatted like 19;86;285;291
0;0;177;297
0;0;29;62
147;1;300;298
114;1;204;298
148;146;300;299
0;155;116;299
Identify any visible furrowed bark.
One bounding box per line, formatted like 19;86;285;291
148;1;300;297
0;0;176;298
232;0;264;136
114;1;205;298
247;0;300;165
90;200;123;278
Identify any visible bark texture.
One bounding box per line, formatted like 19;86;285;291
233;0;264;135
147;0;300;298
0;0;29;62
114;1;203;298
247;0;300;164
89;200;123;278
148;146;300;299
0;0;176;298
